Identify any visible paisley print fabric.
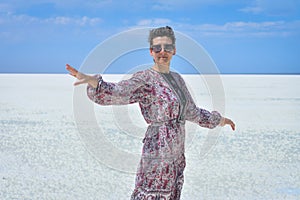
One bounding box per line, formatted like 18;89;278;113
87;69;222;199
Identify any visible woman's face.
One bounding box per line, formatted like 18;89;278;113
150;36;176;67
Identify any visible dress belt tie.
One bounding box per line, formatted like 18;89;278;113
150;118;185;126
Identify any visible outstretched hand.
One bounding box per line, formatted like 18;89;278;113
220;117;235;131
66;64;98;88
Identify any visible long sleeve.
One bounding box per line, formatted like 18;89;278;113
87;72;145;105
185;98;222;129
174;74;222;129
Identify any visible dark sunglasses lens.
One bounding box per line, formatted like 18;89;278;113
152;45;162;53
164;44;174;52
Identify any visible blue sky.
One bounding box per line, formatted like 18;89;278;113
0;0;299;74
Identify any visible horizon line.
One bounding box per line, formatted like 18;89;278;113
1;72;300;75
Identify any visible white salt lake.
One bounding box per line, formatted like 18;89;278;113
0;74;299;199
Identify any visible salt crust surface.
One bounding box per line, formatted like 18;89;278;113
1;74;299;199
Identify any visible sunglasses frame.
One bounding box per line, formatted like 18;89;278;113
151;44;175;53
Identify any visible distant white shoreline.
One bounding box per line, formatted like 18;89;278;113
0;73;299;76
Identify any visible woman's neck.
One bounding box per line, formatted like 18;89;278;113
152;63;170;74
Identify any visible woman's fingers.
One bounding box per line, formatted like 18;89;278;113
66;64;78;77
227;119;235;131
230;120;236;131
220;117;236;131
66;64;76;72
66;64;88;86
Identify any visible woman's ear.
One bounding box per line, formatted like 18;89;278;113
150;47;154;56
173;47;176;55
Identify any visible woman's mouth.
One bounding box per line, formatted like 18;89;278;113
158;56;168;59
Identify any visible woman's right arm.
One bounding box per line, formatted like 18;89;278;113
66;64;145;106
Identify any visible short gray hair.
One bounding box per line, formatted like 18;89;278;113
148;26;176;46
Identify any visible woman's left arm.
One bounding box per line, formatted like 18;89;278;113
176;74;235;130
186;97;235;130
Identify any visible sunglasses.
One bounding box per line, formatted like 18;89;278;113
151;44;175;53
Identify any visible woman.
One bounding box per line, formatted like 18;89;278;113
66;26;235;200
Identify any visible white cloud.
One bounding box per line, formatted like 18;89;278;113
0;0;123;14
239;6;262;14
0;13;102;26
133;19;300;38
136;18;172;26
240;0;300;16
0;13;104;43
175;20;300;38
48;16;102;26
151;0;229;10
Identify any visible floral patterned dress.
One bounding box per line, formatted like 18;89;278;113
87;69;222;200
